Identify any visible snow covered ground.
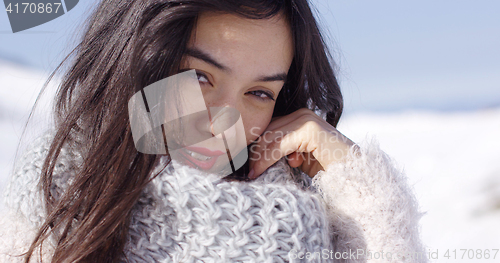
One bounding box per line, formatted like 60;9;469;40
338;109;500;261
1;60;499;261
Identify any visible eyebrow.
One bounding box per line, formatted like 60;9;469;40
257;73;287;82
185;47;230;72
185;47;288;82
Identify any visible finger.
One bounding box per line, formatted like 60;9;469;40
297;152;324;178
249;127;316;179
286;152;304;168
248;137;290;179
248;121;307;177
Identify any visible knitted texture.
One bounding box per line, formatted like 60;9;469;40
0;209;53;262
0;132;74;263
1;133;428;262
124;156;332;263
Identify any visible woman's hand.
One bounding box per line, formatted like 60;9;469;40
248;108;357;179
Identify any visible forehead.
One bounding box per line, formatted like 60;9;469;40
187;12;294;74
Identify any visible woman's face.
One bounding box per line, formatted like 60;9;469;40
176;12;293;171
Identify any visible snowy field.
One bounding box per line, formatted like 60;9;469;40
1;60;499;262
338;109;500;261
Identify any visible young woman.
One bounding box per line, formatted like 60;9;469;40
0;0;427;262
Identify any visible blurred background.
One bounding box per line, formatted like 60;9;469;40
1;0;499;261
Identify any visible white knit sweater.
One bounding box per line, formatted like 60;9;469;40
0;133;428;262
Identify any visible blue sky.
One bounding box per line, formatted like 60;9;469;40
1;0;499;114
310;0;500;113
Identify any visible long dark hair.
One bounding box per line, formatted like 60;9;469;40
23;0;342;262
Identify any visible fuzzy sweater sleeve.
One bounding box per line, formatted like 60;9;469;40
0;133;72;262
0;209;53;262
311;136;427;263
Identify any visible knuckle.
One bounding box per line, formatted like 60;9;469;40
302;119;319;130
297;108;313;114
296;114;309;124
295;108;313;118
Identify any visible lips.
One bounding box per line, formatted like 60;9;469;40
178;146;226;170
185;146;225;157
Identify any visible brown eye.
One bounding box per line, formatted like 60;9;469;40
196;72;211;85
247;90;275;101
180;68;212;85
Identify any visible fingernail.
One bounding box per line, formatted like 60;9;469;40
248;169;255;179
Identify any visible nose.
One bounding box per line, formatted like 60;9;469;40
209;107;240;140
193;106;240;140
196;86;241;139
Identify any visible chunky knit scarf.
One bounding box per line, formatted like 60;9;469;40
1;133;428;262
